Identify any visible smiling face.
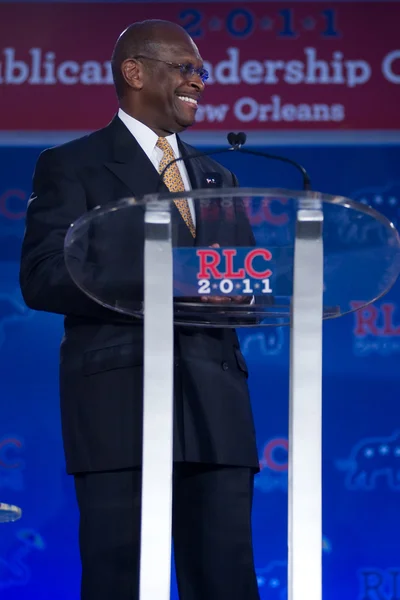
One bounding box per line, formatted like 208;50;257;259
120;25;206;136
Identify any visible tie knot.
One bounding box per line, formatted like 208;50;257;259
156;136;174;157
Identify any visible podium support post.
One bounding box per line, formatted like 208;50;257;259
139;201;174;600
289;203;323;600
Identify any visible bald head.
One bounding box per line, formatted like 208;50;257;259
110;19;205;136
111;20;198;99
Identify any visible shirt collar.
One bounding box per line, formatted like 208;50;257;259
118;108;180;159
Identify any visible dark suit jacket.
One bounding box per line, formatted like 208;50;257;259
19;116;259;474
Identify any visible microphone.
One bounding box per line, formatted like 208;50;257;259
227;132;246;149
227;132;311;190
157;132;311;191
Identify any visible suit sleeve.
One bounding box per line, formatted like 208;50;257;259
19;150;115;318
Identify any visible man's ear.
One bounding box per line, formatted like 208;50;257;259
121;58;143;91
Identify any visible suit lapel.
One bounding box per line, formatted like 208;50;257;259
178;139;223;246
178;140;206;191
104;116;169;198
103;121;224;246
104;119;194;246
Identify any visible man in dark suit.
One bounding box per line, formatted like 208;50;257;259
20;19;260;600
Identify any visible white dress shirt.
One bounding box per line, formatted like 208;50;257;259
118;108;195;224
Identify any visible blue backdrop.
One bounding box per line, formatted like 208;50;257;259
1;142;400;600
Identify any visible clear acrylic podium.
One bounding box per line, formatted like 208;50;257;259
64;188;400;600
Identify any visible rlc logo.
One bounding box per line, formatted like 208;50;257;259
0;435;24;492
244;197;290;227
255;437;288;493
198;197;290;227
0;437;23;469
196;247;273;297
197;248;272;279
0;189;27;220
352;301;400;356
336;431;400;491
359;568;400;600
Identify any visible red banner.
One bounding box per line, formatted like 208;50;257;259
0;2;399;131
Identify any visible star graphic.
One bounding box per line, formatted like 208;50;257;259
302;17;316;30
260;16;273;30
209;17;222;31
379;445;389;455
394;447;400;457
255;283;260;289
364;448;374;457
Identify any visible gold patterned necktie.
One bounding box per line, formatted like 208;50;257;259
156;136;196;238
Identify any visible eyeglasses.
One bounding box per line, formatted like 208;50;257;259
133;55;209;83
